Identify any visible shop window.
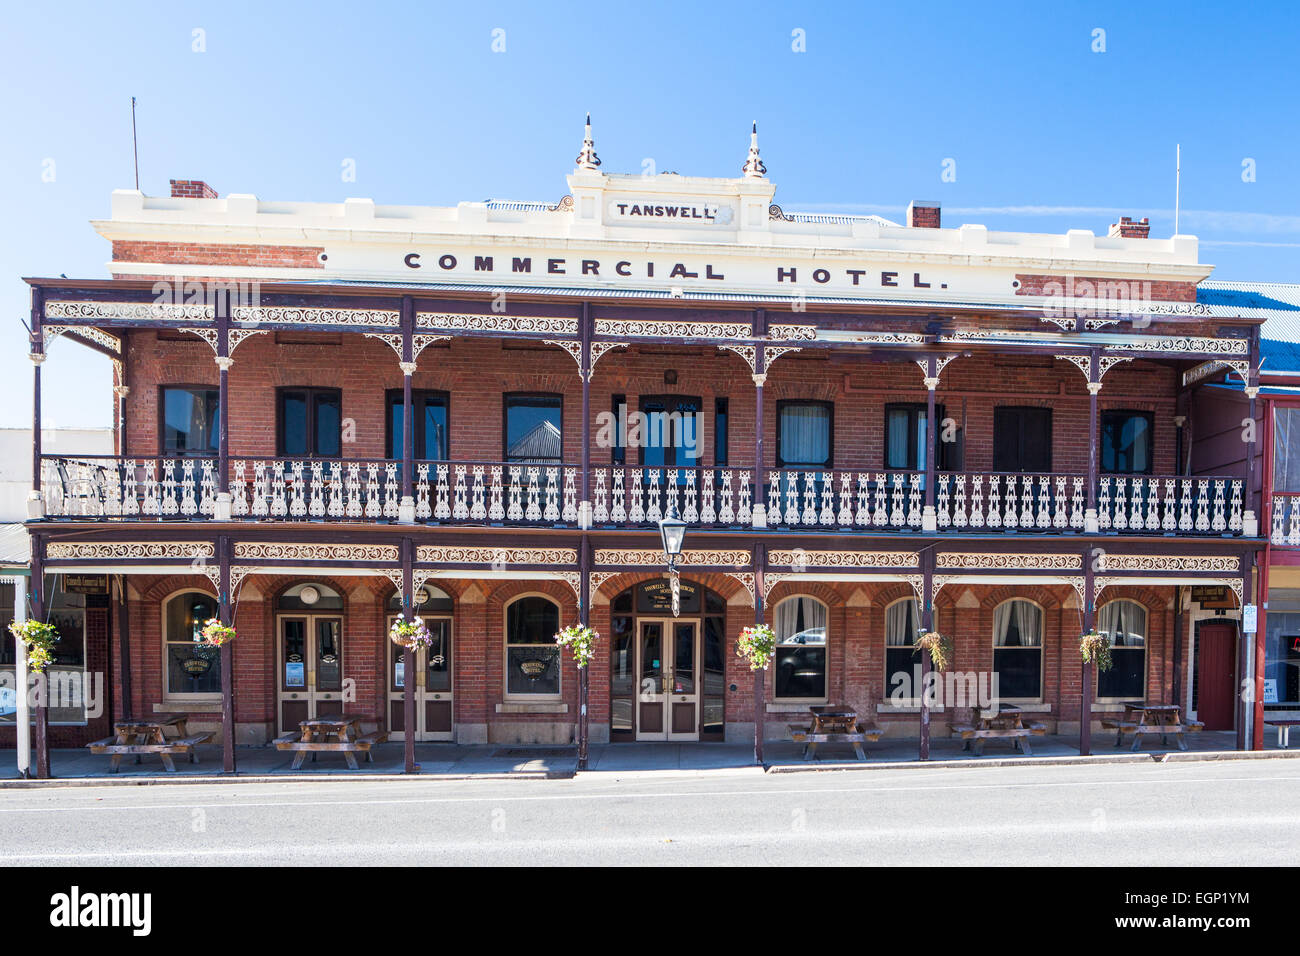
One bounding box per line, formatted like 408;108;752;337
993;599;1043;699
1096;600;1147;699
1274;409;1300;493
0;578;87;724
885;597;922;696
773;596;827;700
505;595;561;697
1263;589;1300;707
164;590;222;697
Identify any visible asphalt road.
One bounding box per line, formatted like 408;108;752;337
2;759;1298;866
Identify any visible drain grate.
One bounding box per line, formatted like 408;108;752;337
492;748;576;759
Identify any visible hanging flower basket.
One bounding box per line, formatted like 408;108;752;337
200;618;236;647
736;624;778;671
1079;630;1113;672
555;624;599;669
8;620;59;674
389;617;433;651
914;630;953;671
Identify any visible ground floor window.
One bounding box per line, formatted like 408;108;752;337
993;599;1042;699
1264;589;1300;706
1096;600;1146;699
773;596;827;700
885;597;921;695
505;595;560;697
164;590;221;697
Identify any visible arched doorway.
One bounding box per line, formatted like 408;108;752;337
275;582;345;734
609;579;726;742
386;585;454;741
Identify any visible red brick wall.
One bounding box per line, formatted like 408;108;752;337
112;241;324;270
120;330;1179;475
1015;272;1197;303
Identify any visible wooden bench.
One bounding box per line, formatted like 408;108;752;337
275;729;388;770
87;732;213;772
950;722;1034;755
1265;719;1300;748
1100;714;1202;751
787;723;883;761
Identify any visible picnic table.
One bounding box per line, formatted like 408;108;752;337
274;714;386;770
787;705;883;761
951;703;1047;756
87;715;213;772
1101;703;1203;751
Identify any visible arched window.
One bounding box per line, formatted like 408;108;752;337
1097;600;1147;699
993;599;1043;700
505;596;561;698
885;597;922;696
773;596;827;700
164;590;221;697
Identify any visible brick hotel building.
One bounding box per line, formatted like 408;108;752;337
4;121;1274;774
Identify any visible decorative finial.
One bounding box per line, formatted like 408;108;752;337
575;112;601;171
742;120;766;178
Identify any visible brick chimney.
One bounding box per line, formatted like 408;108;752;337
907;200;940;228
169;179;218;199
1108;216;1150;239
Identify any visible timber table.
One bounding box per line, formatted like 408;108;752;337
87;715;213;772
1265;719;1300;749
1107;703;1195;752
787;705;883;761
274;715;387;770
952;704;1038;756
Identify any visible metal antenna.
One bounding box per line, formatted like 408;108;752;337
1174;143;1181;236
131;96;140;190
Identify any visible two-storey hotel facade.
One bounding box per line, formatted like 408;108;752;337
13;124;1267;774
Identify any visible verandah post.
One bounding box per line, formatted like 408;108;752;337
219;535;235;772
751;317;767;529
578;534;590;770
1084;348;1101;534
919;552;932;761
214;292;232;520
402;536;417;773
922;356;938;531
580;301;592;530
1079;551;1095;756
754;543;765;765
399;296;416;524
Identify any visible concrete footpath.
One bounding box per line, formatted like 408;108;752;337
2;731;1296;787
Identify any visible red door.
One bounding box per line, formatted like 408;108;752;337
1196;623;1237;731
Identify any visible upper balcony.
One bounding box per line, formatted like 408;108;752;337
39;454;1246;537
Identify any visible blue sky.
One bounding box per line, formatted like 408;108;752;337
2;0;1297;428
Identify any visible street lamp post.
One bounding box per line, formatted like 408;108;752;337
658;504;686;617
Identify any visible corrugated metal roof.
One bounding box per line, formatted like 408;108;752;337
0;524;30;567
1199;280;1300;336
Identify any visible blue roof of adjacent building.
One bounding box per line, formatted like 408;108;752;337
1195;281;1300;382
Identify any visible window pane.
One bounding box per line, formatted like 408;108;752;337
994;648;1041;698
281;392;308;456
610;616;635;732
314;393;341;457
423;399;448;460
779;404;830;466
702;616;725;736
163;388;218;454
164;592;221;695
506;396;562;462
427;620;451;692
387;398;403;459
506;647;560;695
886;407;913;469
1103;413;1152;474
1275;409;1300;492
773;597;826;698
714;400;728;465
506;597;559;644
1098;648;1145;699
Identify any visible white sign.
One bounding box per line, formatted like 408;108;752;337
1263;678;1278;704
1243;603;1258;633
608;199;735;225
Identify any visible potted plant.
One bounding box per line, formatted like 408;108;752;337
736;623;778;671
8;620;59;674
389;617;433;651
914;630;953;671
1079;630;1113;671
555;624;599;668
200;618;237;647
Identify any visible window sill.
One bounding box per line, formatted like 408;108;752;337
155;701;221;713
766;702;828;713
496;702;568;715
877;700;947;714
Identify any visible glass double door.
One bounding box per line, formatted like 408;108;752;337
637;619;700;741
277;615;344;734
387;615;453;741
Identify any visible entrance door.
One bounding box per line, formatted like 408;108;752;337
1196;622;1237;731
386;615;453;741
277;615;344;734
635;619;699;741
